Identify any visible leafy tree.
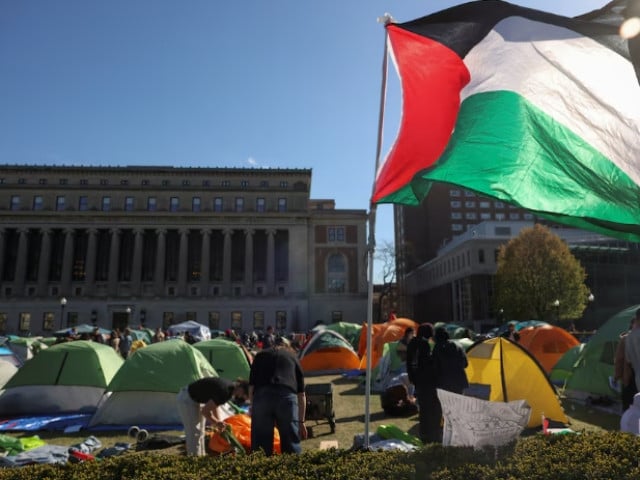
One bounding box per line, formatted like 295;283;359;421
494;224;589;323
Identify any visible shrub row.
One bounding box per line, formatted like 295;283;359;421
1;432;639;480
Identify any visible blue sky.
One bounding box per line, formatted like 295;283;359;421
0;0;608;280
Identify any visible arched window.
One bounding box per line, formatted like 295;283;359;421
327;254;347;293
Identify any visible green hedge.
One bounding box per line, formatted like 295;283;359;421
1;432;639;480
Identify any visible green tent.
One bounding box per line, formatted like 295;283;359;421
193;338;252;381
325;322;362;350
0;340;124;415
89;340;217;426
550;343;586;387
564;304;638;401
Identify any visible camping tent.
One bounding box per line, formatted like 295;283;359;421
0;346;22;368
53;324;111;338
299;329;360;374
564;304;638;401
6;337;47;363
325;322;362;350
465;337;568;427
166;321;211;341
193;338;252;381
371;341;406;392
0;360;18;390
89;340;216;426
550;343;586;387
518;325;580;373
0;341;124;416
357;318;419;370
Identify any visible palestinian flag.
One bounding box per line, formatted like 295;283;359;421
373;0;640;241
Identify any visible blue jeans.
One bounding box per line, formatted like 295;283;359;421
251;385;301;455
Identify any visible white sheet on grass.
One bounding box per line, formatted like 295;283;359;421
437;389;531;448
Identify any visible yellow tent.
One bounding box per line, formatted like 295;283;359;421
465;337;568;428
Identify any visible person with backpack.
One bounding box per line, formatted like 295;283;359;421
432;326;469;395
406;322;440;444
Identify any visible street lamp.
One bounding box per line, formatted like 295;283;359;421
588;293;595;303
126;307;132;327
553;299;560;323
59;297;67;329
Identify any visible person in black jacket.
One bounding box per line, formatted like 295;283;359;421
406;322;441;443
432;327;469;394
249;344;307;455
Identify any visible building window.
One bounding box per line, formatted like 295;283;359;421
279;181;288;188
202;180;210;187
221;180;231;187
233;286;242;296
100;179;108;185
495;213;506;220
509;213;521;220
332;311;343;323
465;201;476;208
162;180;170;186
241;180;249;188
231;311;242;330
235;197;244;212
124;196;135;211
141;179;150;186
328;226;345;242
465;212;477;220
182;180;191;186
213;197;223;212
327;254;347;293
79;179;88;185
260;180;269;188
102;196;111;211
209;312;220;330
56;196;66;211
449;189;461;197
59;178;68;185
33;196;43;211
480;201;491;208
451;212;462;219
39;178;47;185
192;197;201;212
148;197;157;211
186;311;197;321
276;311;287;330
452;224;463;231
120;179;129;186
464;190;475;197
10;195;20;211
42;312;55;331
523;213;534;220
79;196;89;211
19;312;31;332
450;201;461;208
18;178;26;184
494;201;505;209
478;249;485;263
170;197;179;212
162;312;174;329
256;197;266;212
278;198;287;212
253;311;265;331
480;212;491;220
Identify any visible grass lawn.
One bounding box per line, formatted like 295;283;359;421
2;374;623;455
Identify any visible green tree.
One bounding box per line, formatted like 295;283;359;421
494;224;589;323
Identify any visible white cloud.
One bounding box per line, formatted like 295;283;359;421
246;157;258;166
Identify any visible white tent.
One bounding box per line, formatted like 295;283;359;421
166;321;211;341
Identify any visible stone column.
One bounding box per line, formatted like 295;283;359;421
154;229;166;296
200;229;210;295
37;228;52;296
244;228;254;294
222;228;232;295
84;229;98;296
266;228;276;295
60;228;75;295
13;228;28;295
178;228;189;296
131;228;144;295
107;228;120;296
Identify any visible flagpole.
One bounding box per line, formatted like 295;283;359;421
364;13;392;450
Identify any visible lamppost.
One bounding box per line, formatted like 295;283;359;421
126;307;132;327
59;297;67;329
553;299;560;324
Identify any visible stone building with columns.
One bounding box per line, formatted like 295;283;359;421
0;165;368;336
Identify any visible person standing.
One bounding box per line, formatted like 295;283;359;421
249;343;306;455
432;327;469;394
406;323;440;444
176;377;247;456
614;320;637;412
119;327;133;359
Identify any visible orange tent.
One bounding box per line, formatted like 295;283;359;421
299;329;360;374
518;325;580;373
358;318;419;370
